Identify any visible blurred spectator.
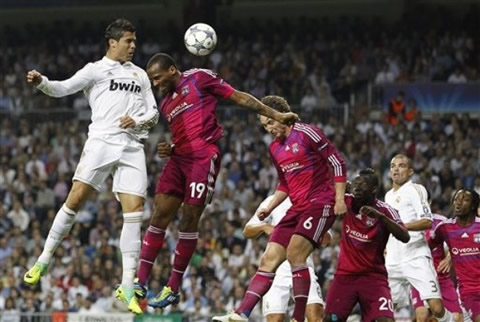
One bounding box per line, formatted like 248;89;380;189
447;67;467;83
386;91;406;126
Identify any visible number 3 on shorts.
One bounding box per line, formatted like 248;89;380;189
303;216;313;230
189;182;206;199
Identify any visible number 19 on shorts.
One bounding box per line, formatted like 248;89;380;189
189;182;206;199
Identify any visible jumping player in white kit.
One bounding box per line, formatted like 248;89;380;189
23;18;158;315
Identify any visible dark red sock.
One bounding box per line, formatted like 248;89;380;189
137;225;165;286
235;270;275;317
167;231;198;292
292;264;310;321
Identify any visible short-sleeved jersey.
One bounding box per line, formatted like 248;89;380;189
160;68;235;155
430;217;480;296
37;56;158;140
426;214;450;281
246;196;315;276
268;123;346;211
336;194;404;277
385;181;433;265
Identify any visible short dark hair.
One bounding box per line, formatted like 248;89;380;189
105;18;136;49
358;168;378;188
260;95;291;113
147;53;177;70
452;188;480;213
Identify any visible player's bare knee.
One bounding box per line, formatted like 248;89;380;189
427;299;444;316
286;251;308;267
266;314;284;322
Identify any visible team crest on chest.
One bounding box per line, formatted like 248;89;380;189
133;72;139;78
181;85;190;96
292;143;299;154
474;233;480;243
365;217;376;227
395;196;401;203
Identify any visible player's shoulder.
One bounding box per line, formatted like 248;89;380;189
183;68;218;79
292;123;323;143
374;198;399;215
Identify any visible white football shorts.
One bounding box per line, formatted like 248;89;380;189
387;256;441;307
262;266;323;316
73;135;147;199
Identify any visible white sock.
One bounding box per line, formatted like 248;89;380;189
436;309;454;322
38;204;77;265
120;212;143;289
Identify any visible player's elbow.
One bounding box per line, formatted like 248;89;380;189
399;231;410;243
242;226;257;239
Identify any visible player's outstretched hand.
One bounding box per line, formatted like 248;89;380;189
360;205;383;218
280;112;300;125
256;207;272;221
157;142;173;158
26;70;43;86
334;198;347;216
119;116;136;129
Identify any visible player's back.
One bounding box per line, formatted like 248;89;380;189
159;68;234;155
336;195;402;276
435;217;480;296
268;123;342;210
385;181;432;265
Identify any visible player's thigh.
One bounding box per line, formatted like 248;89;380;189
155;157;186;199
440;278;462;314
183;147;221;206
357;275;395;322
262;279;290;317
74;137;119;191
325;275;359;320
405;257;442;301
65;180;97;210
461;293;480;322
386;264;411;307
113;146;147;200
293;204;335;249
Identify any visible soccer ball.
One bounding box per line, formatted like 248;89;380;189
184;23;217;56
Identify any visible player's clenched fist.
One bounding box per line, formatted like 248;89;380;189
157;142;173;158
26;70;43;86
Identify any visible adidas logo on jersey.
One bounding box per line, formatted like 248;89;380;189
461;232;469;238
109;79;141;93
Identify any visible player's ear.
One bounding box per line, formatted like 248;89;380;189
109;38;117;49
169;65;176;75
407;167;414;177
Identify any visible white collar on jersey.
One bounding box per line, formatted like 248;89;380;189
102;56;133;67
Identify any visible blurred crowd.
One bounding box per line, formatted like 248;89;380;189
0;4;479;321
0;4;479;115
1;108;479;319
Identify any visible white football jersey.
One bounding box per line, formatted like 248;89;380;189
247;196;315;276
385;180;433;265
36;56;158;140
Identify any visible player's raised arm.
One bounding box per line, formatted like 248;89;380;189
362;205;410;243
228;90;299;125
28;63;95;98
405;184;433;231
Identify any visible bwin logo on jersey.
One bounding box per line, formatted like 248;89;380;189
109;80;141;93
